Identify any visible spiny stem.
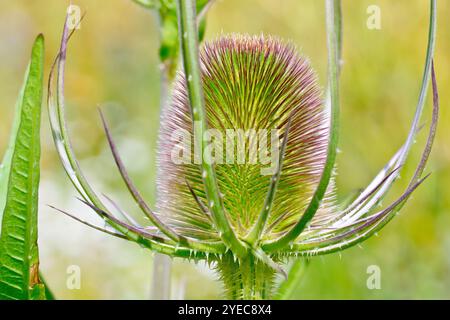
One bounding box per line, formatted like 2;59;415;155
176;0;247;258
217;253;276;299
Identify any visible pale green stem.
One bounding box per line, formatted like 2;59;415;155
276;259;309;299
151;254;172;299
150;51;172;302
176;0;247;258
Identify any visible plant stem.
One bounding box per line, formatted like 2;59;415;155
151;46;173;300
276;259;309;299
176;0;247;258
150;254;172;299
217;253;276;300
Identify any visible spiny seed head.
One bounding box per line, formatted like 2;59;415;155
156;34;335;242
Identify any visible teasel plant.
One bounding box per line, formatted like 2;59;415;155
48;0;439;300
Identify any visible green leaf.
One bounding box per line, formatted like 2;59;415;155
0;35;45;300
0;54;31;228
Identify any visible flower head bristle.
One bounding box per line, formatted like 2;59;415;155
156;34;334;241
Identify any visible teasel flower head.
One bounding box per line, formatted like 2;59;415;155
156;34;335;243
48;0;438;300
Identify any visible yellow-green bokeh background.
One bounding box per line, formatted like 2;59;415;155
0;0;449;299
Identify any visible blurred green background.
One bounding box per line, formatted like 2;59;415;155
0;0;449;299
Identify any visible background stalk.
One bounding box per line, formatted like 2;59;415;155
150;9;174;298
150;1;214;300
150;66;171;299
